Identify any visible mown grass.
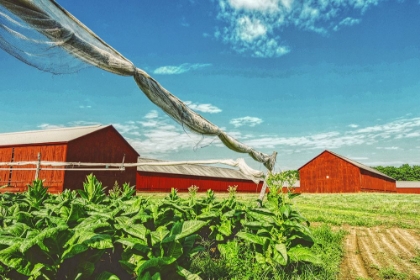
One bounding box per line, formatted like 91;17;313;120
293;193;420;229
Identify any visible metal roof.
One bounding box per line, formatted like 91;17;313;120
0;125;110;146
137;158;255;181
299;150;396;181
396;181;420;188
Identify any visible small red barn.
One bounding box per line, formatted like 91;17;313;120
136;158;263;192
0;125;139;193
396;181;420;194
298;150;396;193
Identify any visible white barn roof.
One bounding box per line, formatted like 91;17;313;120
0;125;109;146
137;158;256;181
396;181;420;188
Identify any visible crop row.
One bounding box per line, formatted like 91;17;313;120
0;174;319;279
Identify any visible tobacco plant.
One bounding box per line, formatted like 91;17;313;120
0;174;320;279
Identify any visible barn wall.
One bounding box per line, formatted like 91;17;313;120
0;144;67;193
136;172;262;193
64;126;139;191
396;188;420;194
299;151;360;193
360;170;396;192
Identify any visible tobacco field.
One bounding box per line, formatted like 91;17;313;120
0;175;323;279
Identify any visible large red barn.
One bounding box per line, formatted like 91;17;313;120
298;150;396;193
0;125;139;193
136;158;263;192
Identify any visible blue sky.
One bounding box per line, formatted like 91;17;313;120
0;0;420;172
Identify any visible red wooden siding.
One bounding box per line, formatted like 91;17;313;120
0;125;139;194
396;188;420;194
136;171;262;193
360;170;396;192
64;126;139;191
0;144;67;193
299;150;396;193
299;151;360;193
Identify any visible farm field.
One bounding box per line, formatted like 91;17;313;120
294;193;420;280
141;191;420;279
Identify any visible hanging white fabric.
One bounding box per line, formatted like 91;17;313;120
0;158;265;183
0;0;277;171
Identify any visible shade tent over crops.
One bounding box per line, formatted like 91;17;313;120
0;0;277;171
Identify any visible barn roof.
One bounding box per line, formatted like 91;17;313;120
0;125;110;146
137;158;256;181
396;181;420;188
299;150;395;181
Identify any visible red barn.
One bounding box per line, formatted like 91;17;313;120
0;125;139;193
298;150;396;193
396;181;420;194
136;158;263;192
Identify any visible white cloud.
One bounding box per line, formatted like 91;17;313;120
38;123;65;130
239;117;420;150
348;124;359;128
216;0;384;57
69;121;101;127
184;101;222;113
376;146;400;150
333;17;361;31
145;110;159;119
115;111;218;156
228;0;281;12
153;63;211;75
230;116;263;127
38;121;101;130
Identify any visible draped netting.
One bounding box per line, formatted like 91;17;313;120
0;158;265;184
0;0;277;171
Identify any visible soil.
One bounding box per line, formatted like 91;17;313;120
340;226;420;279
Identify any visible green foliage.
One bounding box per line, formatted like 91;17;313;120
0;174;319;279
373;164;420;181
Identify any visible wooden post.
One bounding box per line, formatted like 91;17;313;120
34;152;41;180
257;152;277;207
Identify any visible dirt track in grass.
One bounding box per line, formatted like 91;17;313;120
340;226;420;279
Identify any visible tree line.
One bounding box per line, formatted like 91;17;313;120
372;164;420;181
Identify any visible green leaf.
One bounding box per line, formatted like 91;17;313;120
96;271;120;280
273;243;288;265
246;210;275;224
288;246;322;265
29;263;45;278
137;257;177;276
280;204;290;218
182;234;199;256
116;217;148;241
78;261;96;278
218;220;232;236
177;265;203;280
167;240;183;259
236;232;265;245
176;220;207;240
255;252;266;265
62;243;89;259
0;235;25;247
20;225;68;253
3;222;30;237
196;211;218;220
150;226;170;246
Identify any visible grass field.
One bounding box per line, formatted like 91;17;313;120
139;191;420;279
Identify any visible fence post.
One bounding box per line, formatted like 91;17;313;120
35;152;41;180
